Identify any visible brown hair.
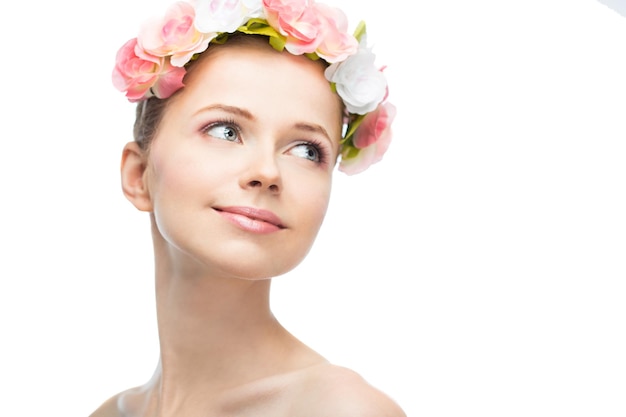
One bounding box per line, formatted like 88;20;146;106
133;97;169;151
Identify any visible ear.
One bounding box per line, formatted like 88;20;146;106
120;142;153;212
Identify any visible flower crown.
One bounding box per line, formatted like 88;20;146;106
113;0;396;174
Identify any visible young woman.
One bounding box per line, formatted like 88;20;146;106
91;0;401;415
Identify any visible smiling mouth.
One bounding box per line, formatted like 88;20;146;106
215;206;285;233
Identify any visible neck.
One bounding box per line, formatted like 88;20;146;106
155;261;281;384
120;218;325;416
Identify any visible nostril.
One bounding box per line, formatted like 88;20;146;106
246;179;279;192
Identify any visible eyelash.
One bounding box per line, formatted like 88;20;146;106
200;119;330;165
201;118;241;142
293;139;328;165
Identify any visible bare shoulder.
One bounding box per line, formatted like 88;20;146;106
295;364;406;417
88;393;122;417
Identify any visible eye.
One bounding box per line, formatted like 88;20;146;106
290;142;324;163
203;121;240;142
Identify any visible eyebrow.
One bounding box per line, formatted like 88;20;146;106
293;122;332;144
195;104;255;120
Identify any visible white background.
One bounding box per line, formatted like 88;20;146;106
1;0;624;416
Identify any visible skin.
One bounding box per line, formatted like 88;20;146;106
90;39;405;417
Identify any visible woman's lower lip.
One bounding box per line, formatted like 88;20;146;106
217;210;282;234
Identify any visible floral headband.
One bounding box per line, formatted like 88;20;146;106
113;0;396;174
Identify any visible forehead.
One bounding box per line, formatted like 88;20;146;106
169;38;344;138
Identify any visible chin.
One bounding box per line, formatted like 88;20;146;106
221;255;307;281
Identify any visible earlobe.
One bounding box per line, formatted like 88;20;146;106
120;142;153;212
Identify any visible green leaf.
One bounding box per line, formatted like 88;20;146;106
268;36;286;52
341;145;360;160
305;52;320;61
236;18;286;52
353;21;367;42
211;32;229;45
342;113;366;143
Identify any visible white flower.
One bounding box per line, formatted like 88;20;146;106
194;0;264;34
324;39;387;115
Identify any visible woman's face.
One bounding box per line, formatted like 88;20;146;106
142;39;344;280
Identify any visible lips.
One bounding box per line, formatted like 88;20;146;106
214;206;285;233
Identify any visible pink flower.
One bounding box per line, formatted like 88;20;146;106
195;0;264;33
112;38;186;102
262;0;323;55
312;3;357;63
339;102;396;175
138;1;212;67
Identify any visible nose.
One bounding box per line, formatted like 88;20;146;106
239;149;282;194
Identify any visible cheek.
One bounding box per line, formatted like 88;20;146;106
145;154;225;251
147;160;191;204
297;176;333;231
148;146;225;196
315;187;332;220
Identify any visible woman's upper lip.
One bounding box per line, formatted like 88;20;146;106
215;206;285;228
